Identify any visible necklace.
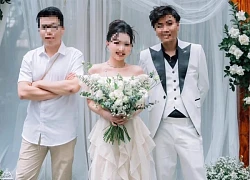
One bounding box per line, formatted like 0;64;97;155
107;61;126;68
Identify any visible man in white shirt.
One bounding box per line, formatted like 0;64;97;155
139;5;209;180
16;7;84;180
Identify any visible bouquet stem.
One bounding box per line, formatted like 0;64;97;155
103;124;131;145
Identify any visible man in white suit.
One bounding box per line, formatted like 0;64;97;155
139;5;209;180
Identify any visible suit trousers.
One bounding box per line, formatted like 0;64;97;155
154;117;207;180
15;138;76;180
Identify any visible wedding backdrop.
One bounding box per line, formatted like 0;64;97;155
0;0;239;179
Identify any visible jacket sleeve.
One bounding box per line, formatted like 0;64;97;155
198;45;209;105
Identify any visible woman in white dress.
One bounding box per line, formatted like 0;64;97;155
87;20;156;180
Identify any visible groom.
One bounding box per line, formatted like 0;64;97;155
139;5;209;180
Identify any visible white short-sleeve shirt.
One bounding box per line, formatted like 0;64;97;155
18;42;84;146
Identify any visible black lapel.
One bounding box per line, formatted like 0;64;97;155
149;47;167;94
177;44;191;93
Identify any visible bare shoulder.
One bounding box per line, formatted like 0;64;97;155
127;64;145;76
88;63;105;74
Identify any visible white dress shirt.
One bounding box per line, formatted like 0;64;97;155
18;42;84;146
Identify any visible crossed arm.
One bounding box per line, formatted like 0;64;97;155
18;73;80;101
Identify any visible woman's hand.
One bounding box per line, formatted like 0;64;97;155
101;111;128;126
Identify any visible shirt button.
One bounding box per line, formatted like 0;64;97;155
174;88;176;91
172;71;175;73
174;97;177;100
173;80;176;82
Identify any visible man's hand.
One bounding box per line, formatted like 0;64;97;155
18;81;59;101
66;73;76;80
31;80;41;88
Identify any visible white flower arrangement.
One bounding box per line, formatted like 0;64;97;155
78;72;159;144
219;0;250;106
206;156;250;180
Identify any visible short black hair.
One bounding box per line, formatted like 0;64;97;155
149;5;181;28
36;6;64;28
107;20;135;45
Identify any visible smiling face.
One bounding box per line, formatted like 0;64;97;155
39;16;64;48
154;15;179;45
106;33;132;61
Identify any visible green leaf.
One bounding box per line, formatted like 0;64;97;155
114;82;118;89
0;9;2;20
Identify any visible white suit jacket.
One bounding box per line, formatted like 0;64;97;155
139;39;209;138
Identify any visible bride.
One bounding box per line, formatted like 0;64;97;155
86;20;156;180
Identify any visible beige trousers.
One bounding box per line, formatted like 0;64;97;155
15;138;77;180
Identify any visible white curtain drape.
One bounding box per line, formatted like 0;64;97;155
0;0;238;179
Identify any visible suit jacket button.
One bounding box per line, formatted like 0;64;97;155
163;96;166;99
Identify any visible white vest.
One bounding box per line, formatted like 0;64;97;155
163;60;189;119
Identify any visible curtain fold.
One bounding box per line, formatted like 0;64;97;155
0;0;238;179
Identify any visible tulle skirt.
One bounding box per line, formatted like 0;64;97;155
88;116;156;180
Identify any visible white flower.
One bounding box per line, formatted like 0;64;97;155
234;48;243;59
114;99;123;107
230;171;238;179
228;27;240;38
244;97;250;104
228;45;237;54
117;80;125;90
109;92;116;100
153;74;160;81
138;74;149;82
97;78;106;85
247;52;250;59
229;64;238;75
126;89;133;96
238;34;249;45
122;96;129;102
236;66;245;75
236;10;246;21
95;90;104;99
113;89;124;98
90;74;100;81
130;79;140;87
229;64;244;75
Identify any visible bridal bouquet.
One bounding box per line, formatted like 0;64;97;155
78;73;159;144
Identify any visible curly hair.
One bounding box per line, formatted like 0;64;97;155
149;5;180;28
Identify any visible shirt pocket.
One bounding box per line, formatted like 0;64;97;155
195;98;201;108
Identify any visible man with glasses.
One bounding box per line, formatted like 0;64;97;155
16;7;83;180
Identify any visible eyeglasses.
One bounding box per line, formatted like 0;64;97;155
40;24;61;32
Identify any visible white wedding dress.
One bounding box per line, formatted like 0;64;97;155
88;115;156;180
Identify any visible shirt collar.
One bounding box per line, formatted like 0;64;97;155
38;41;66;56
161;43;178;60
